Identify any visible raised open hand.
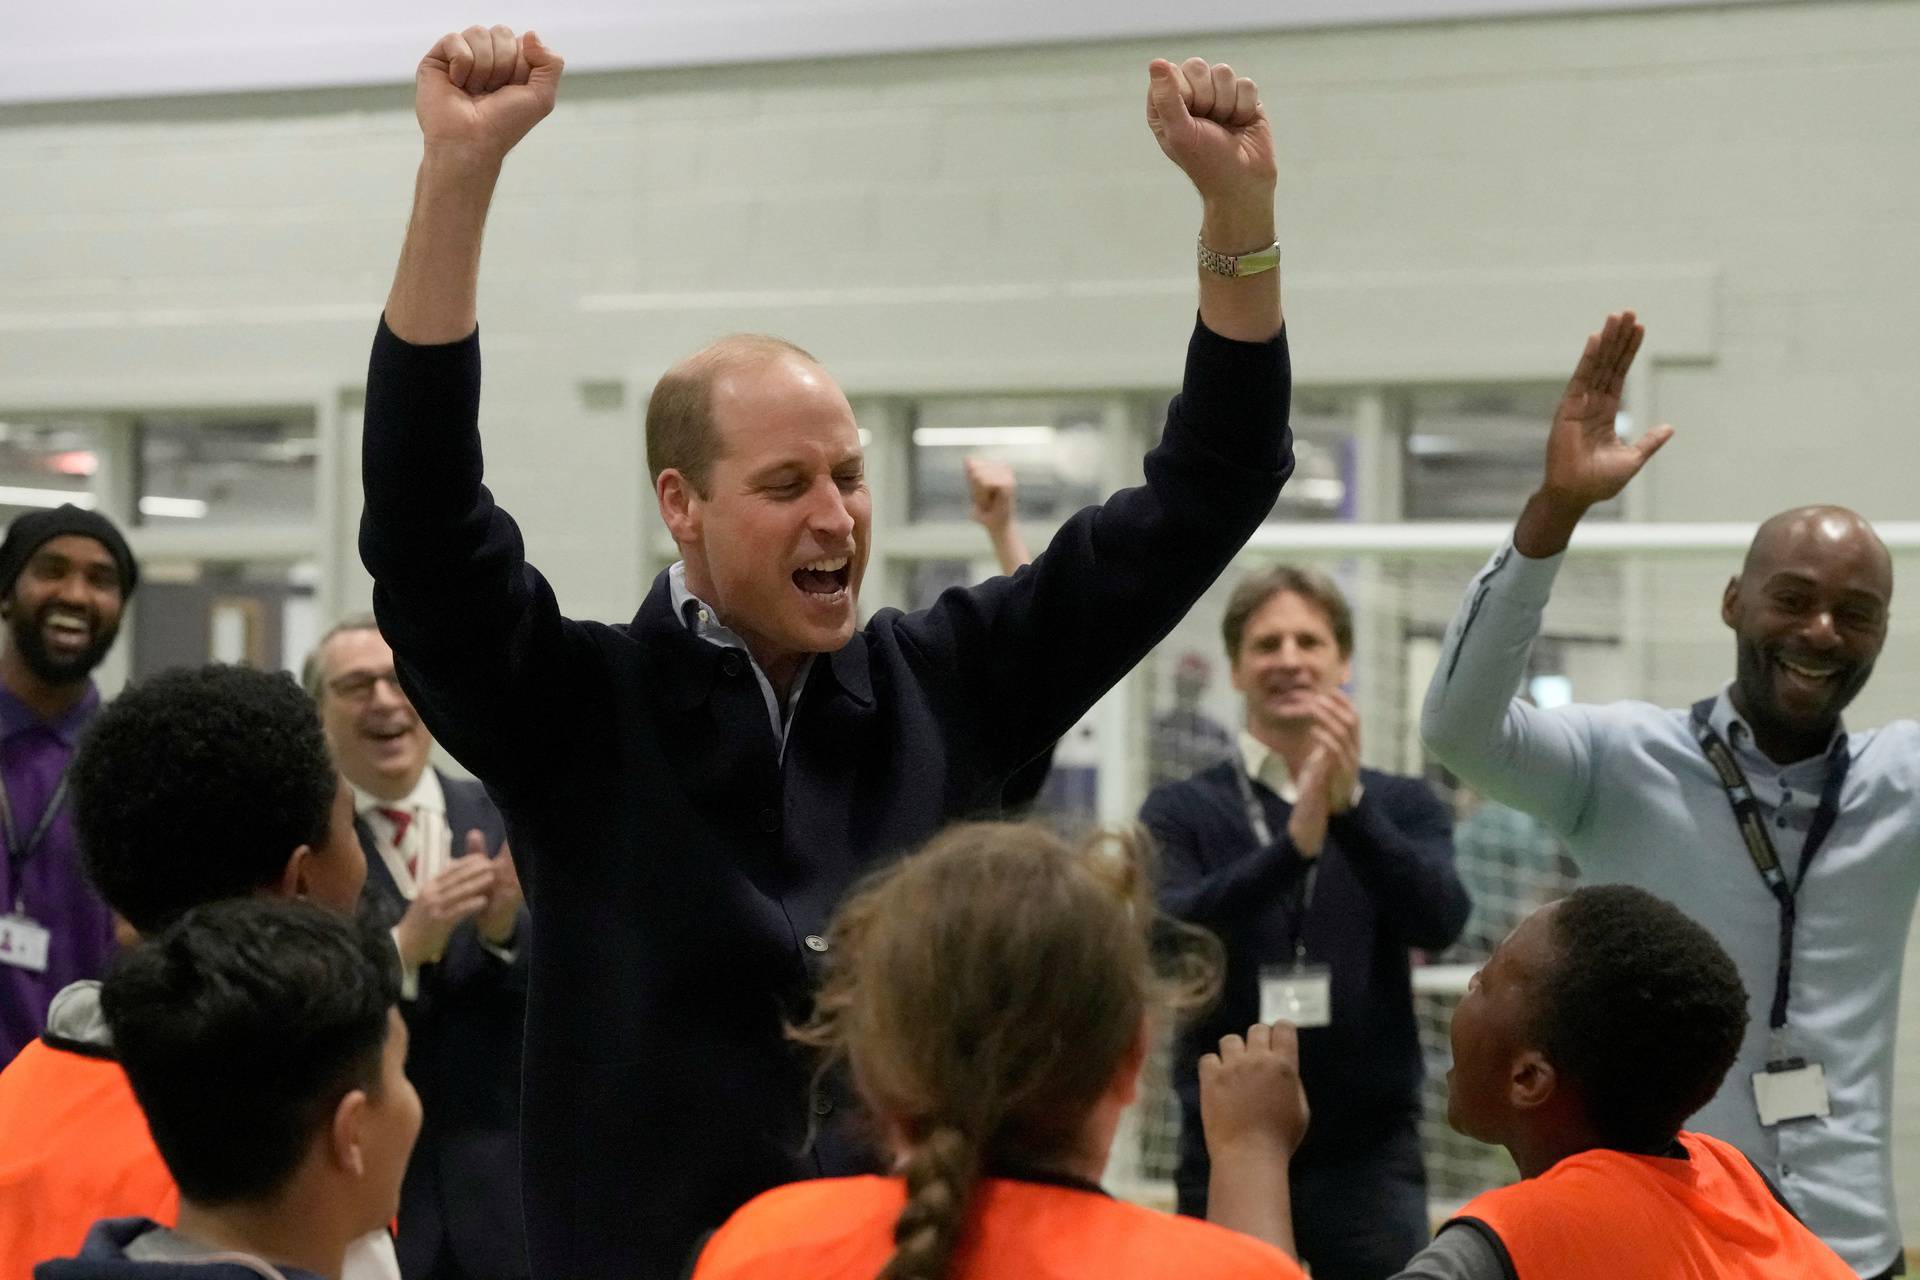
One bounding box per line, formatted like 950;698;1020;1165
415;26;564;160
1540;311;1672;510
1146;58;1276;211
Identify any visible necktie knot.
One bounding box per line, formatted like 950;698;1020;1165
375;807;413;844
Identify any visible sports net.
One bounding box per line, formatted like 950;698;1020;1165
1079;529;1920;1222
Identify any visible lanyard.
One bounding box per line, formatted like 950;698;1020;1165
1234;762;1320;965
0;768;72;914
1687;698;1850;1032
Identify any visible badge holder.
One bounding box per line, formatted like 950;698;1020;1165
1752;1029;1830;1126
0;907;50;974
1260;961;1331;1029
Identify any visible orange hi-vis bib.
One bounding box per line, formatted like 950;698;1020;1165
1452;1130;1854;1279
0;1038;178;1279
693;1174;1307;1280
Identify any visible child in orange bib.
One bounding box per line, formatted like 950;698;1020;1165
1393;885;1852;1279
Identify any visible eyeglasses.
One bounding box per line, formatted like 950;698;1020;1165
327;671;406;703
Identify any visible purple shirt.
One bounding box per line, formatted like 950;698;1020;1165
0;681;112;1066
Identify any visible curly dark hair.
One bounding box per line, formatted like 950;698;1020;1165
102;897;401;1205
1533;885;1749;1151
73;664;339;934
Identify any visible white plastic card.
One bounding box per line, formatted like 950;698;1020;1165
0;915;50;973
1260;964;1331;1028
1752;1059;1831;1126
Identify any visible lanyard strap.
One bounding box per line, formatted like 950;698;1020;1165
1234;763;1320;965
0;769;72;914
1687;698;1850;1031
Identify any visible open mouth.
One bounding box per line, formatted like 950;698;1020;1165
792;556;851;603
1776;656;1842;688
363;724;411;746
42;613;94;655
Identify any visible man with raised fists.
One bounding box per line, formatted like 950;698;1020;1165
361;28;1294;1278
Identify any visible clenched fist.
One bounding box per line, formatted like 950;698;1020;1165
1146;58;1277;214
415;25;565;160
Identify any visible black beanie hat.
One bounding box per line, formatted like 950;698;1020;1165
0;504;139;600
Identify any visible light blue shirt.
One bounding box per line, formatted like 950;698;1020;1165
1422;541;1920;1277
668;562;813;759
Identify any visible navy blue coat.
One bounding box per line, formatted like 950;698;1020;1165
357;773;528;1280
360;317;1292;1280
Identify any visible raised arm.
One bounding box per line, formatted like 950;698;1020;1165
386;27;561;342
1420;314;1671;833
361;28;601;788
897;59;1291;776
964;457;1032;575
1202;1021;1308;1258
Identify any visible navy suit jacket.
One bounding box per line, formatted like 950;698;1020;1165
358;772;530;1280
360;316;1292;1279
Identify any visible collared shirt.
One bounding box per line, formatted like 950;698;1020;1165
1422;540;1920;1276
353;770;451;901
354;770;515;997
0;681;113;1067
1238;729;1301;803
669;562;814;759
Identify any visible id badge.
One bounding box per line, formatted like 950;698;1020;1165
0;914;50;974
1752;1057;1831;1126
1260;964;1331;1028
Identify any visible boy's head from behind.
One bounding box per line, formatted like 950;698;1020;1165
101;897;419;1242
73;664;366;933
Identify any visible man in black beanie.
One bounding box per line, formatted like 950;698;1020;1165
0;502;138;1066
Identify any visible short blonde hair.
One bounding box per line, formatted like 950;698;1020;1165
644;334;820;496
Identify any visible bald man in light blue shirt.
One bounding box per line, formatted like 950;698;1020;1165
1421;312;1916;1279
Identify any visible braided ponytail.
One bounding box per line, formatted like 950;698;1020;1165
880;1125;980;1280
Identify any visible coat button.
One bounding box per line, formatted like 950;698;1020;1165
758;808;780;833
804;935;829;953
721;652;744;677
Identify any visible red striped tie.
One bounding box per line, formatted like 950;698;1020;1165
377;808;417;880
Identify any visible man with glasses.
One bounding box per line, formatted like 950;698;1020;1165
304;616;529;1280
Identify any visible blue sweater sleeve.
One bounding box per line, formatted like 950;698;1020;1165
1143;780;1310;927
1331;776;1471;951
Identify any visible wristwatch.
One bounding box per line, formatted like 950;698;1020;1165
1197;236;1281;278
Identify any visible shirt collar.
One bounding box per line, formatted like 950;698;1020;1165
0;680;100;746
1237;729;1299;804
350;768;444;820
1709;683;1845;774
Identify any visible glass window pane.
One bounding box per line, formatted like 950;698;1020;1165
132;559;319;677
1272;391;1352;522
0;417;97;523
1402;387;1623;521
134;413;316;527
907;398;1106;522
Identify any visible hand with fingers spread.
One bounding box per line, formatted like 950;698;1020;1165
1515;311;1675;557
964;457;1031;574
1200;1021;1309;1254
474;835;524;946
415;25;564;160
394;850;497;967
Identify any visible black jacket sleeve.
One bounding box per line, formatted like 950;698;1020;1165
359;320;614;790
892;320;1292;778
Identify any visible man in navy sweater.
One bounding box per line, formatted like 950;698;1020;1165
361;26;1293;1280
1142;566;1469;1280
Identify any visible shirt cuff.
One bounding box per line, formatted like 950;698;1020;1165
480;938;519;965
1485;539;1565;608
390;928;422;1002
